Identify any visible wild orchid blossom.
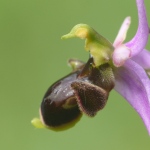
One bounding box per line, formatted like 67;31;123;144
32;0;150;134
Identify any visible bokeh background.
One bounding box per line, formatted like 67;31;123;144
0;0;150;150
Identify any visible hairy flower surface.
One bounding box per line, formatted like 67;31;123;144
32;0;150;134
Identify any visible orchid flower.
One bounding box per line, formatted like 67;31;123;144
32;0;150;134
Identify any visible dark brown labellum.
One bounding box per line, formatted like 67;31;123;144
40;58;115;129
40;71;83;128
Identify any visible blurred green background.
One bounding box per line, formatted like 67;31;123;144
0;0;150;150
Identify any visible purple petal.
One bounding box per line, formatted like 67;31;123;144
113;16;131;47
132;49;150;69
125;0;149;57
114;59;150;134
